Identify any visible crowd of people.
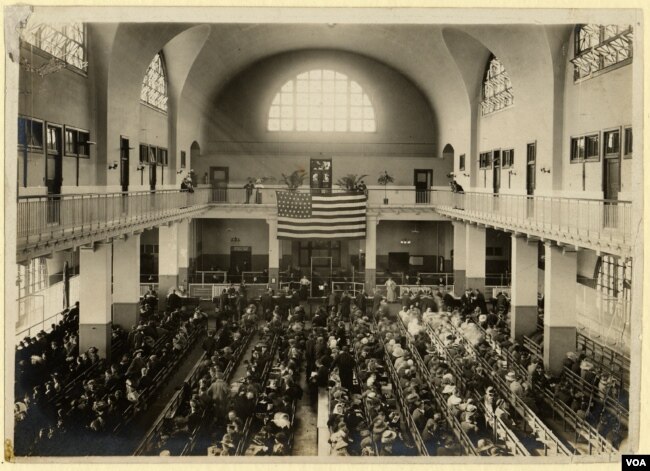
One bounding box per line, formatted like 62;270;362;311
14;291;208;456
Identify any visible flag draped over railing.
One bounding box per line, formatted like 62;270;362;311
276;191;367;240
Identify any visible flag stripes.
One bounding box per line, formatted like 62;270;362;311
276;191;367;240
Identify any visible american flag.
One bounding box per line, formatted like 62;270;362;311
276;191;367;240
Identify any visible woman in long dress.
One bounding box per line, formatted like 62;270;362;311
385;277;397;303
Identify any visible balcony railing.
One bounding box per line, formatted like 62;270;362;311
16;187;633;258
431;190;632;253
17;189;210;249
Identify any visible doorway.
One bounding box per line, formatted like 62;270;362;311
388;252;410;275
149;163;157;191
46;124;63;223
310;158;332;194
120;137;130;192
210;166;229;202
526;142;536;218
230;246;252;282
603;129;621;227
414;169;433;204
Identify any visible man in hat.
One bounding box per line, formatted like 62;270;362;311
333;346;355;392
380;429;397;456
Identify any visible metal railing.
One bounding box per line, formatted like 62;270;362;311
18;189;211;249
430;190;632;252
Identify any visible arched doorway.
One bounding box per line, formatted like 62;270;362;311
190;141;201;185
442;143;454;160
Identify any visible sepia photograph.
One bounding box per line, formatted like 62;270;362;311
2;3;645;464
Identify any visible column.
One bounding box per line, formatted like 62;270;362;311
113;234;141;330
543;243;577;375
158;223;180;311
267;217;280;291
465;224;486;293
365;215;378;292
452;221;467;293
79;243;112;361
510;235;538;341
177;219;191;288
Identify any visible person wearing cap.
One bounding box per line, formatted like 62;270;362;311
379;429;397;455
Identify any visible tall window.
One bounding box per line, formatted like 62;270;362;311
571;25;633;81
268;70;376;132
141;53;168;112
481;56;514;116
22;23;87;71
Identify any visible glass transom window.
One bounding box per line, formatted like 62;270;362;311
141;53;168;112
268;70;376;132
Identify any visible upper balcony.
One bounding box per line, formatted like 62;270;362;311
16;186;633;262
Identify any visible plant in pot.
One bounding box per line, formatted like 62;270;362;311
336;174;368;193
377;170;394;204
280;169;307;191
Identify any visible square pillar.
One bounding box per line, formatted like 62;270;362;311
267;217;280;291
452;221;467;293
510;235;539;341
113;234;141;330
365;216;378;292
543;243;577;375
79;243;112;361
465;224;486;293
159;223;180;311
177;220;191;287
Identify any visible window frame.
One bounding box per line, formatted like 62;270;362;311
623;126;633;159
267;69;377;133
572;24;633;82
63;126;90;158
459;154;466;172
502;148;514;168
180;150;186;169
479;152;492;170
21;23;88;74
140;52;169;113
481;55;514;116
570;132;600;163
603;127;622;160
18;116;45;152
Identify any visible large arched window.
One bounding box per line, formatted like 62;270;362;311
480;55;514;116
22;23;87;72
141;52;168;112
268;70;376;132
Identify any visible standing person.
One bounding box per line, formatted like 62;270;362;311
339;291;351;320
254;178;265;204
372;289;382;316
299;275;311;300
334;346;355;392
244;179;255;204
355;288;367;314
385;277;397;303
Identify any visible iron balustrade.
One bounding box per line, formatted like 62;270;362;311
17;189;211;250
430;190;632;254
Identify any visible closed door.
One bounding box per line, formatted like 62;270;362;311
46;124;63;196
492;150;501;194
120;137;130;192
149;164;157;191
414;169;432;203
603;129;621;227
210;166;229;202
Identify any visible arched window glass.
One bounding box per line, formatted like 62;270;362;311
481;55;514;116
268;70;376;132
22;23;87;71
141;52;168;112
571;25;633;81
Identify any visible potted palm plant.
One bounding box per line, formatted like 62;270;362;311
280;169;307;191
336;174;368;193
377;170;394;204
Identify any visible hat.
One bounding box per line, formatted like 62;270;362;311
476;438;495;452
505;371;517;382
332;439;348;451
134;349;144;356
221;434;236;448
466;404;478;412
442;384;456;395
359;429;371;437
406;392;420;403
273;412;291;429
449;395;462;405
486;386;495;395
580;360;594;371
392;346;405;358
566;351;578;361
381;430;397;443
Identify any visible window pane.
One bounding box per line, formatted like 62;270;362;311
604;131;620;154
141;53;168;112
481;56;514;116
267;69;375;132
